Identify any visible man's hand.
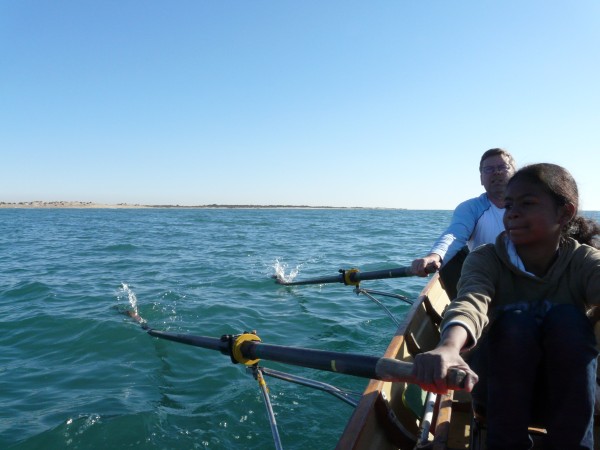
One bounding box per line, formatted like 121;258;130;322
411;253;442;277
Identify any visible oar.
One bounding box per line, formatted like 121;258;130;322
146;329;465;389
275;266;417;286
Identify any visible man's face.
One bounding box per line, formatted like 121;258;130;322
480;154;515;198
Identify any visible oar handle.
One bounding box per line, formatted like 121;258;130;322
374;357;466;390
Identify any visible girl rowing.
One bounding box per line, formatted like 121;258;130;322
412;163;600;449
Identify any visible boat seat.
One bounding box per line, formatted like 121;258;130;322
404;294;442;356
405;313;440;356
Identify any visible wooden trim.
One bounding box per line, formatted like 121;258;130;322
432;391;454;450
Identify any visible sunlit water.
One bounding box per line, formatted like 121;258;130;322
2;208;596;449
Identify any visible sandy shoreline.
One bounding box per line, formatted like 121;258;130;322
0;201;390;210
0;201;149;209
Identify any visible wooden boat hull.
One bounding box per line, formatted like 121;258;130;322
337;274;452;449
336;274;600;449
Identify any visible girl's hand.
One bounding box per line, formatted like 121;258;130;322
412;344;478;394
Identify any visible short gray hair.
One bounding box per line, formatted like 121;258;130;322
479;148;516;172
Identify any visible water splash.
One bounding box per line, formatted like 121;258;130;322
271;259;302;284
118;283;146;325
121;283;139;313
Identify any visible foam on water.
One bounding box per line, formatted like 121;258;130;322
116;283;148;326
120;283;139;313
271;258;302;283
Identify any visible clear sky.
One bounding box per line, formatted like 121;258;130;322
2;1;599;210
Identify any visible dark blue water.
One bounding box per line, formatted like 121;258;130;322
8;207;591;449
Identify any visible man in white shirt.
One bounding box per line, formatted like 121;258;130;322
411;148;516;297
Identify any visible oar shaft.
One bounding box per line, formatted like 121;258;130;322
243;341;378;378
146;330;465;388
147;329;228;354
242;341;415;382
277;266;415;286
146;329;413;381
279;274;344;286
244;342;464;388
351;267;414;282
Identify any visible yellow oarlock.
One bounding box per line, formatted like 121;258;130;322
232;333;262;365
343;268;360;286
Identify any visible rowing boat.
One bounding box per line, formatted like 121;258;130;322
132;265;599;449
336;273;600;449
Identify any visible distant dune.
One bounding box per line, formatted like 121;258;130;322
0;201;386;209
0;201;148;209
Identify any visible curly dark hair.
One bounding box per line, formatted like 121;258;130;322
507;163;600;249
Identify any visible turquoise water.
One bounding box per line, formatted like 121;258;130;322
6;208;596;450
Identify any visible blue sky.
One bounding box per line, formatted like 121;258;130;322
2;1;599;210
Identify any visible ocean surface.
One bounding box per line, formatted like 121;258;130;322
2;208;598;450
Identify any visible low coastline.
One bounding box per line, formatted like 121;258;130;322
0;201;149;209
0;201;397;210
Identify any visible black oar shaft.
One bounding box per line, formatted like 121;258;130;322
146;329;414;383
280;274;344;286
147;329;228;354
352;267;413;282
242;341;414;382
277;266;415;286
145;330;466;388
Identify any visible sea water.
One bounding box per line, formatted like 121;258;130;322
2;208;596;449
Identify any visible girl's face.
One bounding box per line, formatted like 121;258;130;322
503;178;571;247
